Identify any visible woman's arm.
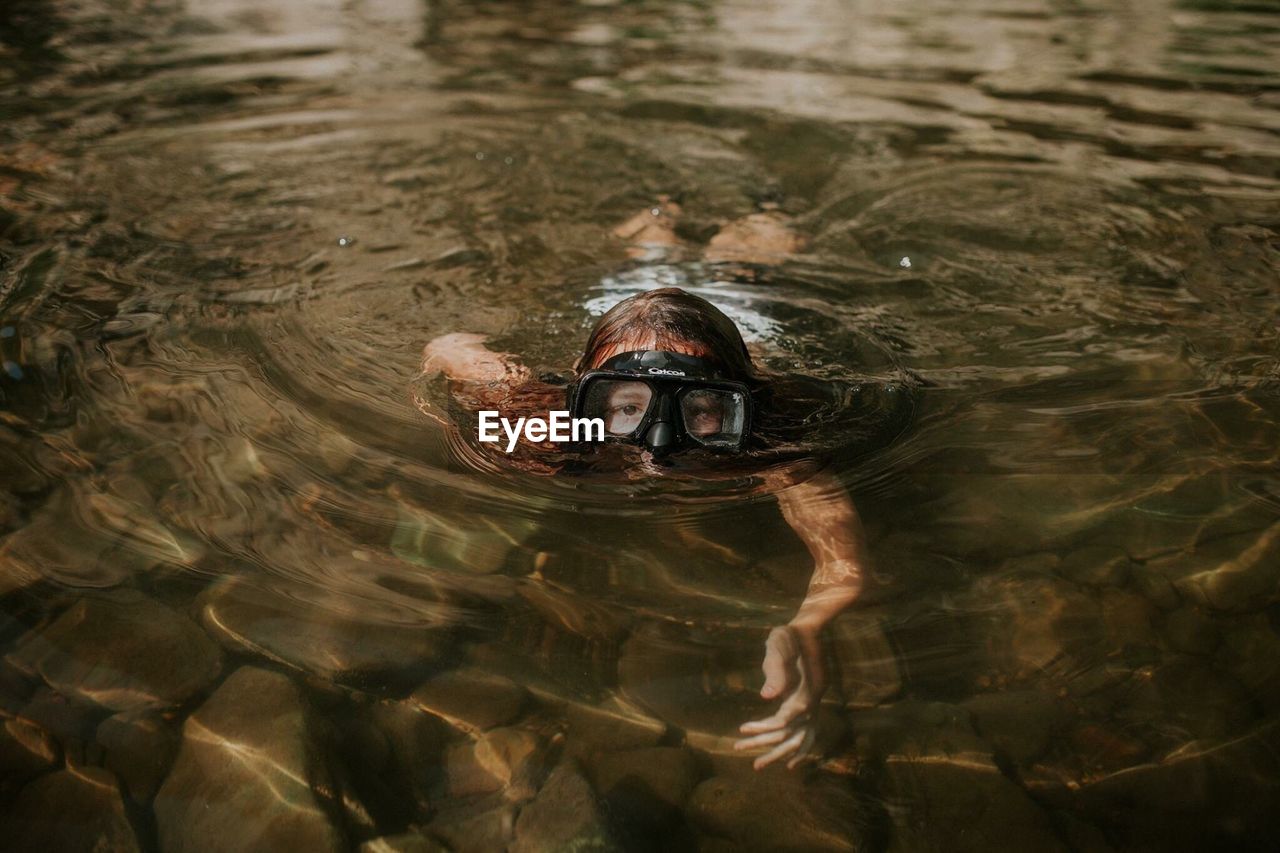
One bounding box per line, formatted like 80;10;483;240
735;469;869;769
775;472;869;632
420;332;532;384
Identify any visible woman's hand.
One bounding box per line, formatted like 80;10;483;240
734;623;826;770
420;333;530;384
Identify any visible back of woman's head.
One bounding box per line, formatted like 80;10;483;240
576;288;756;379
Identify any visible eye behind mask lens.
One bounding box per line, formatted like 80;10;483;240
680;388;747;446
582;379;654;436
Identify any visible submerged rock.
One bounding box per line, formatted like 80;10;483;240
561;692;668;759
444;726;547;801
1104;658;1254;747
1057;544;1132;587
199;576;455;684
1073;719;1280;850
7;591;222;713
688;770;865;852
96;710;179;804
0;714;60;795
617;622;763;749
592;746;701;811
1162;606;1220;656
16;685;102;749
409;668;527;734
1216;613;1280;713
1151;520;1280;612
426;793;518;852
965;573;1105;683
885;747;1068;853
591;746;701;847
961;689;1068;767
511;763;621;853
154;666;345;853
359;832;447;853
390;487;540;575
0;767;140;852
365;696;449;814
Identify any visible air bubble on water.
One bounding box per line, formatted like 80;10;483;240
337;236;354;247
475;151;486;161
650;207;661;216
899;256;912;268
504;156;514;165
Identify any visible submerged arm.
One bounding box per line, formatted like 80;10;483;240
775;471;869;633
736;469;869;769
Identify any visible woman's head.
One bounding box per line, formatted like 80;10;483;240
576;288;756;380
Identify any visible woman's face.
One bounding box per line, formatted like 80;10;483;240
601;383;726;437
602;381;652;435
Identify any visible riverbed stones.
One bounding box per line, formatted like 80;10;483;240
1073;719;1280;850
511;763;621;853
0;660;35;713
561;692;668;758
154;666;345;853
688;769;865;852
1057;544;1131;587
0;714;59;795
617;622;762;747
359;832;447;853
6;591;222;713
366;697;449;812
444;726;546;800
1108;658;1254;744
591;746;701;846
0;767;140;852
409;668;526;733
961;689;1068;767
425;793;518;852
1162;605;1220;656
199;576;454;684
1151;520;1280;612
1217;612;1280;712
17;685;101;747
96;710;179;804
884;746;1068;853
966;573;1104;682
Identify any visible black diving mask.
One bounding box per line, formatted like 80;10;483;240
567;350;752;454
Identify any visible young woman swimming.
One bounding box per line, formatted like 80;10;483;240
421;287;896;770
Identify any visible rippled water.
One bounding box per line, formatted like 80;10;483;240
2;0;1279;850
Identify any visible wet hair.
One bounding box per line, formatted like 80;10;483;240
575;288;758;381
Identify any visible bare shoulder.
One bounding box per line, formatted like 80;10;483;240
421;332;533;384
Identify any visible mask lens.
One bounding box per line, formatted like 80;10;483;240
582;379;653;437
680;389;747;446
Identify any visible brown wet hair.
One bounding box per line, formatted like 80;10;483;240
575;287;758;381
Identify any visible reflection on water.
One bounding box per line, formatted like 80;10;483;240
1;0;1279;849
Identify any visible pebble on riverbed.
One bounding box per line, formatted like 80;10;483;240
6;590;222;714
154;666;345;853
0;767;140;853
198;576;456;684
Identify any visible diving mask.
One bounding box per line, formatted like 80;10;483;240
567;350;752;454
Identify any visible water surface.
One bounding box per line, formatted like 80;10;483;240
1;0;1279;850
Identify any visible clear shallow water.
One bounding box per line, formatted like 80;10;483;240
1;0;1279;850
